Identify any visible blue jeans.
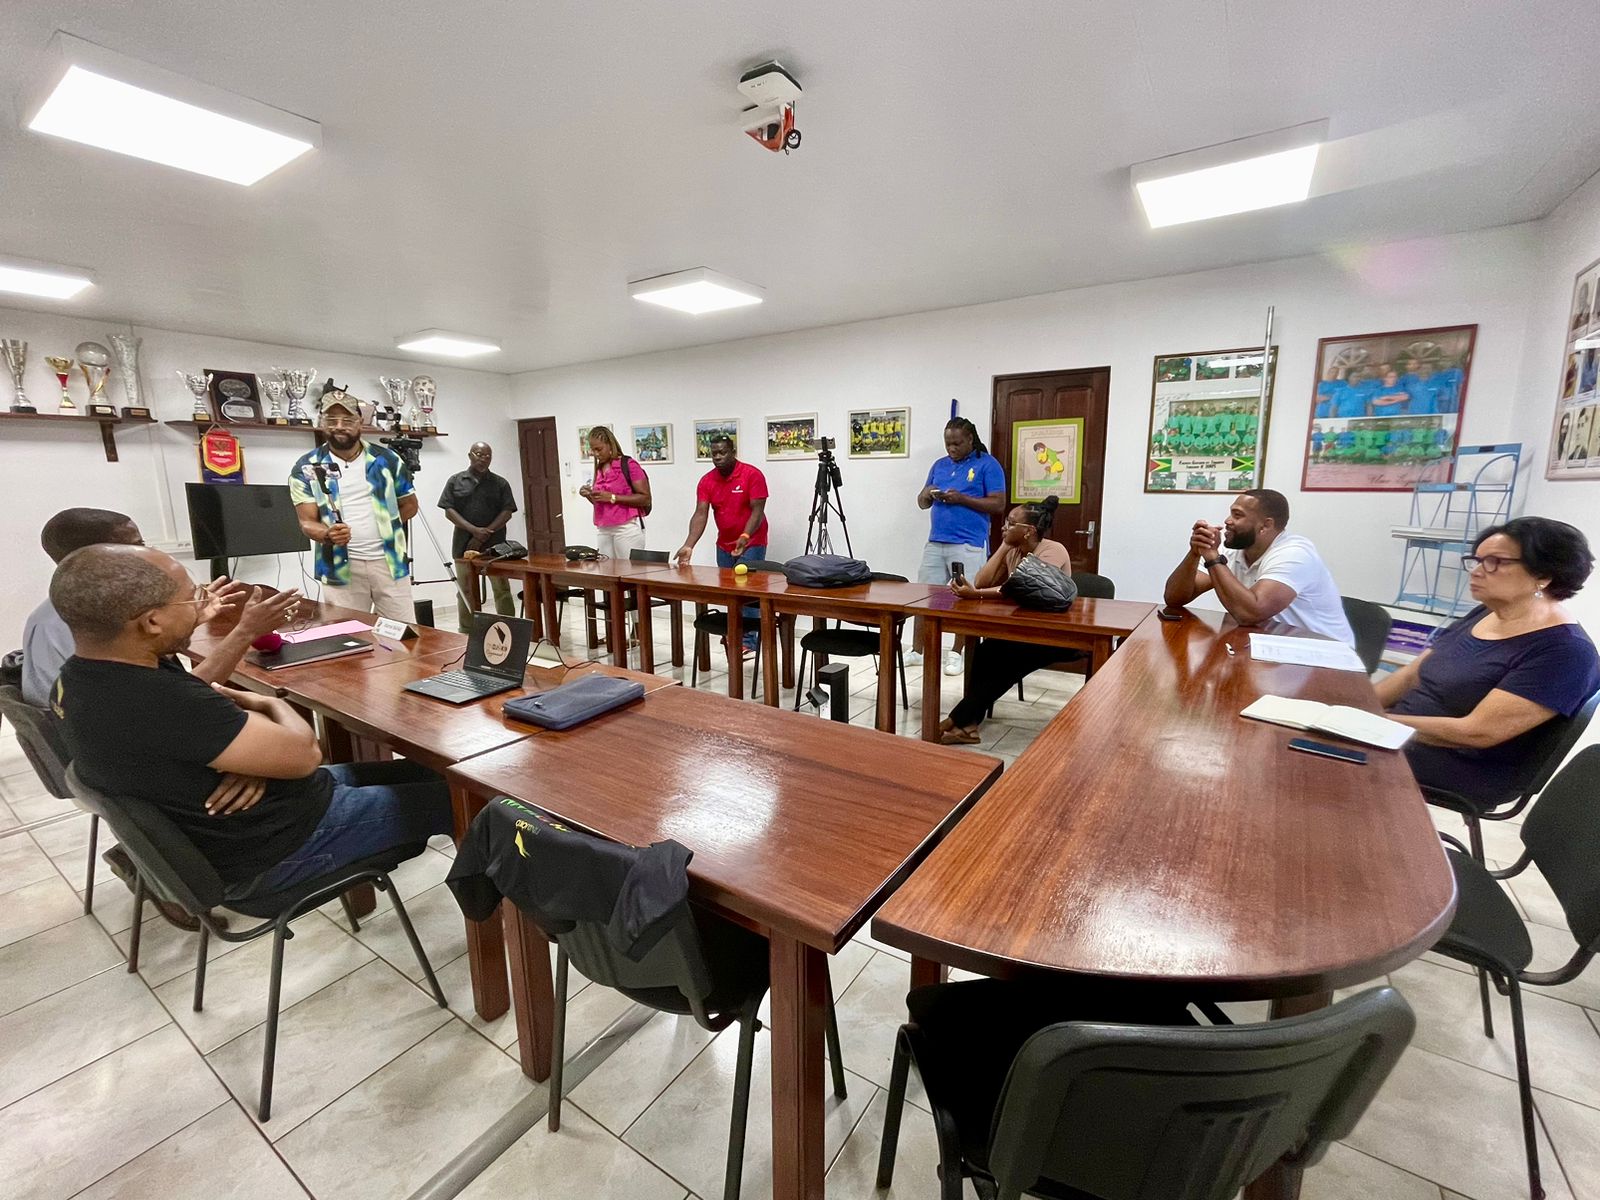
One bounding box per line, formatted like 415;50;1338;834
716;545;766;647
242;759;453;897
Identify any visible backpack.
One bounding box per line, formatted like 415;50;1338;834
782;554;872;589
619;456;652;523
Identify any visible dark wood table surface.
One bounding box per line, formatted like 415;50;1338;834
448;683;1002;1200
474;553;647;667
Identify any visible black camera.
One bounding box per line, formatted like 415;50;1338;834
381;435;424;476
814;435;836;453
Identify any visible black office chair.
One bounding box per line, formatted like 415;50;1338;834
792;572;910;717
66;765;447;1122
1340;596;1393;675
584;548;677;646
689;559;784;693
1007;571;1114;705
0;682;98;911
877;979;1414;1200
1431;745;1600;1200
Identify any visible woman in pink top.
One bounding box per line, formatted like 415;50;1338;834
578;427;652;560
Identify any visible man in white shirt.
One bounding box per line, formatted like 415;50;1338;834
1163;488;1355;645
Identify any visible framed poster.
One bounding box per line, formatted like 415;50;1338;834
693;417;739;461
765;412;818;459
1301;324;1476;492
205;369;263;423
1011;418;1083;504
576;424;612;460
1547;254;1600;480
1145;347;1277;494
632;422;673;464
848;407;910;458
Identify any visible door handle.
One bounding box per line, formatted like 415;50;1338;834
1075;520;1097;550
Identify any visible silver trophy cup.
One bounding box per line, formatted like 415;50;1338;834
277;367;316;425
179;371;214;422
75;341;116;418
108;334;149;418
261;379;288;424
1;340;32;413
378;375;413;431
411;375;437;430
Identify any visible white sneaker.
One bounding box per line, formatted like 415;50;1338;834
905;648;924;665
943;651;964;676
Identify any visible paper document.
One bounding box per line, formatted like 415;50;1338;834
283;620;371;643
1248;633;1368;673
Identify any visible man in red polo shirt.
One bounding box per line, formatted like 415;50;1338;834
675;435;769;648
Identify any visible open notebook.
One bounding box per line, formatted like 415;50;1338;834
1241;696;1415;750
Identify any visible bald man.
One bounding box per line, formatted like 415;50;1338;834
438;441;518;627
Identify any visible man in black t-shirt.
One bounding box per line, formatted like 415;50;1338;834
438;442;518;628
50;544;451;899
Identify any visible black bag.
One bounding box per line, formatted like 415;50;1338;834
782;553;871;588
619;456;652;522
486;541;528;560
503;674;646;730
1001;553;1078;611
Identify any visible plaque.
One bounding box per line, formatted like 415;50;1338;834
206;369;264;423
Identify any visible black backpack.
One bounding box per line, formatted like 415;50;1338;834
620;456;652;524
782;554;872;588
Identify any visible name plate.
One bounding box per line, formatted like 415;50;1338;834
373;617;418;641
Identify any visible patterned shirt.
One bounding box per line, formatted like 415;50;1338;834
288;441;415;583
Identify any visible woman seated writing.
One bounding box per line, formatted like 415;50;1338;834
939;496;1071;745
1376;517;1599;808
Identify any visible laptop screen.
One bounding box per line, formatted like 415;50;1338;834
465;612;534;682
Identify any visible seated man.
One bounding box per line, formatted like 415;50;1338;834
1162;488;1355;646
50;544;450;902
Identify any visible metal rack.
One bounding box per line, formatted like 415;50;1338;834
1390;443;1521;617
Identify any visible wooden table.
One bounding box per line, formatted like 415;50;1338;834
448;684;1002;1200
872;607;1456;1198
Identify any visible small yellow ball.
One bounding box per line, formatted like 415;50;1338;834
733;563;749;575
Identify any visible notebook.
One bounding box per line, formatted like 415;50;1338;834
1240;696;1415;750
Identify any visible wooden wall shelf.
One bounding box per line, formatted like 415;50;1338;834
164;420;447;438
0;409;156;462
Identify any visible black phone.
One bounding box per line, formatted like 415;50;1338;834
1288;737;1368;765
950;561;966;585
1156;606;1185;622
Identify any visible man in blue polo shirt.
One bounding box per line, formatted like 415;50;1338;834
914;417;1006;674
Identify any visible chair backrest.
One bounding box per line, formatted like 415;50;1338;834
65;765;225;913
629;549;670;564
986;986;1414;1200
1510;687;1600;800
1071;572;1116;600
1340;596;1392;675
1520;744;1600;951
0;684;72;799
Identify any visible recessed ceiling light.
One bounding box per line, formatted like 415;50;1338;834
629;268;764;315
1132;121;1326;229
22;32;319;186
0;254;94;300
394;330;501;358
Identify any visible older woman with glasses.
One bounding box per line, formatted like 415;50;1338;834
1376;517;1599;804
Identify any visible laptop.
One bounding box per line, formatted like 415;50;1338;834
249;633;375;670
403;612;534;704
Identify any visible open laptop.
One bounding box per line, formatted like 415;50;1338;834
250;633;374;670
403;612;533;704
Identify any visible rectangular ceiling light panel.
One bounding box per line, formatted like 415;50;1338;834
22;33;319;185
395;330;501;358
0;255;94;300
629;268;764;315
1132;121;1326;229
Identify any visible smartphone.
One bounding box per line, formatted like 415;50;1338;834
1288;737;1368;765
950;561;966;585
1156;606;1185;622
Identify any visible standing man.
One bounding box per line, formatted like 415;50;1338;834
676;435;768;650
289;384;419;622
438;441;518;628
1162;488;1355;645
915;416;1006;674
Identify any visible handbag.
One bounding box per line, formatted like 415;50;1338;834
1001;553;1078;611
502;673;646;730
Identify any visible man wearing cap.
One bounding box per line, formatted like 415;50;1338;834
289;384;419;621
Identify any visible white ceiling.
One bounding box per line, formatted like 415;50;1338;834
3;0;1599;374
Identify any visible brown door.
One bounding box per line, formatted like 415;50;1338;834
989;368;1110;573
517;417;566;554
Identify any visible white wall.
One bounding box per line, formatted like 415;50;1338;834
510;225;1540;609
0;302;516;642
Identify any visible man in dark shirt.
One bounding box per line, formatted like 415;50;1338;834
438;441;518;628
50;544;451;899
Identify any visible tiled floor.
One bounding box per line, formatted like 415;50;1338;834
3;604;1599;1199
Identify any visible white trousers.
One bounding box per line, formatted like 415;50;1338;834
595;520;647;562
326;556;414;622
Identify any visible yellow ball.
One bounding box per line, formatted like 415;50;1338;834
733;563;749;575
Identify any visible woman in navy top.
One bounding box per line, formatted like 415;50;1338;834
1376;517;1599;805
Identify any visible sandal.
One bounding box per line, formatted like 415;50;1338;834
939;726;982;746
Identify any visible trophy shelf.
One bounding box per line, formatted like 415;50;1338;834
0;410;156;463
164;420;447;438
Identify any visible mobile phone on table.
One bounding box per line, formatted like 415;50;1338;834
1287;737;1367;765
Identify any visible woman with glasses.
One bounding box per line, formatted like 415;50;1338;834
1376;517;1599;803
938;496;1068;745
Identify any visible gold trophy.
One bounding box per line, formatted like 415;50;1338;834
45;356;77;414
75;341;116;417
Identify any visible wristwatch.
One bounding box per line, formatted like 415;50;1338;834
1204;556;1227;569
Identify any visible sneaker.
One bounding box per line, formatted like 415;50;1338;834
905;648;924;665
943;651;964;676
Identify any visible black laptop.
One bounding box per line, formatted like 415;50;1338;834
403;612;533;704
250;633;374;670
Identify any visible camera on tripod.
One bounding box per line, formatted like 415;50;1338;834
380;433;424;476
811;436;842;492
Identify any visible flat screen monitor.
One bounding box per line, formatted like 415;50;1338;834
186;483;308;560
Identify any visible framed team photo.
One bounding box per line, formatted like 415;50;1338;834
765;412;818;460
1547;254;1600;480
693;418;739;461
1145;347;1277;494
848;407;910;458
632;422;673;464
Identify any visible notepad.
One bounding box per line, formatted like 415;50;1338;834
1248;633;1369;673
1240;696;1415;750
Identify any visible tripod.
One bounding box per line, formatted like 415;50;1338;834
804;447;852;557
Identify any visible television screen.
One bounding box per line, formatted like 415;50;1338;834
186;483;308;560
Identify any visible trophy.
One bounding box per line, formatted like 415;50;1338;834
1;340;33;413
46;356;77;414
277;367;315;425
75;341;116;417
412;374;437;430
179;371;214;422
108;334;151;419
379;375;413;431
261;378;288;425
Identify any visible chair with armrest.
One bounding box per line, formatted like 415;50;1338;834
1340;595;1393;675
792;571;910;717
0;682;97;910
66;765;446;1122
689;559;785;692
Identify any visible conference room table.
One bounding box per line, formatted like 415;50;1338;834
447;683;1003;1200
871;607;1458;1199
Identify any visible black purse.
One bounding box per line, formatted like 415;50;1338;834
1001;553;1078;611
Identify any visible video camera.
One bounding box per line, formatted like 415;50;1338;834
372;406;425;475
812;435;842;491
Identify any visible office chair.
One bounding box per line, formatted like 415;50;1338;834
1009;571;1114;704
792;572;910;717
1340;596;1393;675
690;560;784;692
877;979;1413;1200
66;765;447;1122
583;549;680;653
0;683;94;910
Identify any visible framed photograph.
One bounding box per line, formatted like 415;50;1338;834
848;407;910;458
1547;254;1600;480
1011;418;1084;504
576;424;613;461
631;422;673;464
693;418;739;461
205;369;263;423
1145;347;1278;494
1301;325;1476;492
765;412;818;460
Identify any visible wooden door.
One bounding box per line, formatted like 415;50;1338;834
517;417;566;554
990;368;1110;573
